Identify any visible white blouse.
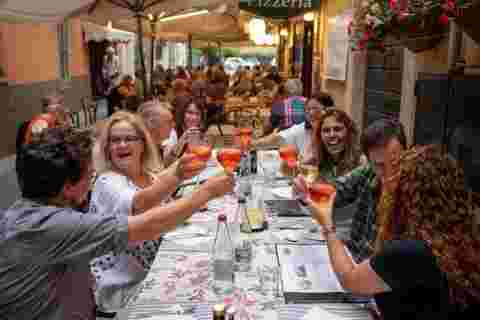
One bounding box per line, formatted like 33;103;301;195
89;171;163;312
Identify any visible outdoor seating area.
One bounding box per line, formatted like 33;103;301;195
1;1;480;320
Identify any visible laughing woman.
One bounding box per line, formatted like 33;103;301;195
313;109;365;181
89;111;208;317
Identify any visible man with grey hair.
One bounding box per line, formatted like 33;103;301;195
139;100;196;167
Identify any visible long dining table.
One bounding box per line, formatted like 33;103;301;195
117;150;373;320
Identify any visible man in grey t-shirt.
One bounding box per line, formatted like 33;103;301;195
0;128;234;319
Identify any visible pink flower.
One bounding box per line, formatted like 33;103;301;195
446;0;455;12
438;13;450;26
389;0;398;9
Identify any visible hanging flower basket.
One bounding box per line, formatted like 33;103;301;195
387;11;449;52
349;0;474;52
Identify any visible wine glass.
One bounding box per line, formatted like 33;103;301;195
299;164;319;185
187;130;212;185
279;144;298;181
217;147;242;174
217;147;242;196
238;127;253;153
308;181;336;208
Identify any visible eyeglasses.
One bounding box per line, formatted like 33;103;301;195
109;135;144;145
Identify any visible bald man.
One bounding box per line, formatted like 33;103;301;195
139;101;178;166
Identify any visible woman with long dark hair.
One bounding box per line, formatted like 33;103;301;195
313;109;365;180
308;144;480;319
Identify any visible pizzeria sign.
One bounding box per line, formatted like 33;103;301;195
239;0;321;19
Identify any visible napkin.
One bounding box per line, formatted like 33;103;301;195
272;187;292;199
302;306;345;320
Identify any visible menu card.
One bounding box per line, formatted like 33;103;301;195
276;244;359;303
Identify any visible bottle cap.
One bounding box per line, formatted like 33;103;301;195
218;214;227;222
213;304;226;315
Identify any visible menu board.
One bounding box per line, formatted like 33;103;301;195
325;10;352;81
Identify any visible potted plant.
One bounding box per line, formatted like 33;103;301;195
349;0;474;52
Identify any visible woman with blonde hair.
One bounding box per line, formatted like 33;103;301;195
89;111;213;316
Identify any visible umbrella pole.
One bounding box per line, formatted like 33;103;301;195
136;12;149;98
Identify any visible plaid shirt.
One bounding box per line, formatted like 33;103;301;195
284;96;306;129
334;163;379;263
271;96;306;130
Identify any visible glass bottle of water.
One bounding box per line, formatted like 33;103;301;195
212;214;234;295
235;198;253;271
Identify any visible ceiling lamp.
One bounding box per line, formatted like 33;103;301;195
303;12;315;22
249;18;266;37
254;33;274;46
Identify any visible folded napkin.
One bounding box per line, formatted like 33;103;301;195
272;187;292;199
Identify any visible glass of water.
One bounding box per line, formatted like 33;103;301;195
257;265;281;298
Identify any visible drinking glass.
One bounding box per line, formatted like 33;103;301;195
217;147;242;174
298;164;319;185
238;127;253;153
187;130;212;185
279;144;298;181
257;265;281;298
308;181;336;208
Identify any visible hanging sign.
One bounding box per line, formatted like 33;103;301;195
239;0;321;19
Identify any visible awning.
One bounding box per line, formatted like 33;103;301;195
82;22;136;43
0;0;94;22
82;0;247;43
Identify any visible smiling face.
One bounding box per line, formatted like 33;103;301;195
305;98;323;125
108;120;145;174
320;116;347;158
184;104;202;130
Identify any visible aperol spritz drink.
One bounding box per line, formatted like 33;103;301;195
217;148;242;174
279;144;298;168
309;182;336;208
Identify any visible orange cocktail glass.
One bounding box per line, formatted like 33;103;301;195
279;144;298;168
217;148;242;173
239;127;253;151
188;144;212;167
309;182;336;207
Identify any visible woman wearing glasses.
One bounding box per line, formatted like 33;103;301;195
89;111;233;317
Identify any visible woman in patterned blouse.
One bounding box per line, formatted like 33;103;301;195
88;111;210;315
